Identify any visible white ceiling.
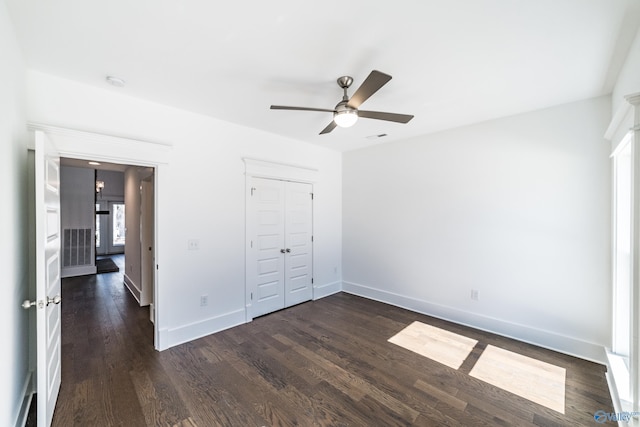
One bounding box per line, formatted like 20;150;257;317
6;0;640;152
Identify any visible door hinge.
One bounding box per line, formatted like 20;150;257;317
250;240;253;248
310;192;314;200
311;278;314;284
251;292;253;300
311;235;314;242
251;187;256;196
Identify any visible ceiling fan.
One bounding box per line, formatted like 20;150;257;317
270;70;414;135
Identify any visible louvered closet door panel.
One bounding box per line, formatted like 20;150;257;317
284;181;313;306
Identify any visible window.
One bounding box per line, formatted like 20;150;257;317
96;203;101;248
113;203;125;246
610;132;633;407
612;138;631;358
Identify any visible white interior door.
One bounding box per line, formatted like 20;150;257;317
140;178;154;308
248;177;313;318
249;178;286;317
284;181;313;306
34;130;62;427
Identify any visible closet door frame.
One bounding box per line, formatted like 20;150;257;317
244;158;318;322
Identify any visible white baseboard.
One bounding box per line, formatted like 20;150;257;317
158;308;246;351
157;282;342;352
343;280;606;364
314;280;342;300
14;370;34;427
123;274;141;304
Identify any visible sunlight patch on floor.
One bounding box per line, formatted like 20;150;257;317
388;321;478;369
469;344;566;413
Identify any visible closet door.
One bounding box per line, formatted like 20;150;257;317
284;181;313;306
248;177;313;318
250;178;286;318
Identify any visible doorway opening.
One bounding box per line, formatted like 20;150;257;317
59;157;156;327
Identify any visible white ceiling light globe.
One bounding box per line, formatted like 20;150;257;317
334;110;358;128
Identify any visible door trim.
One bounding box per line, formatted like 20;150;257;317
28;123;169;351
243;158;318;183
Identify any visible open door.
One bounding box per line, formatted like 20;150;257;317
140;177;154;309
33;130;62;426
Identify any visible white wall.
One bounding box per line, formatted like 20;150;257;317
60;166;96;277
26;70;343;350
612;27;640;115
61;166;95;228
0;1;30;426
343;96;611;362
97;169;125;200
609;27;640;151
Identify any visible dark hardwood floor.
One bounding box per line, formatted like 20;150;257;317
52;261;613;426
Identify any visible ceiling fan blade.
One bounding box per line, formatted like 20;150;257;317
347;70;392;109
358;110;414;123
319;121;337;135
270;105;335;113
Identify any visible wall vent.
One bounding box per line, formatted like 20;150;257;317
63;228;93;267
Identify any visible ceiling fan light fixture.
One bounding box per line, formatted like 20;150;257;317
333;103;358;128
334;110;358;128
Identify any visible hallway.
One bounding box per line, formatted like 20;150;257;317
54;253;155;425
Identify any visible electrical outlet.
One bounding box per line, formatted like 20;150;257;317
200;295;208;306
471;289;479;301
188;239;200;250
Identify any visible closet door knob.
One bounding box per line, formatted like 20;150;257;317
280;249;286;254
286;248;291;253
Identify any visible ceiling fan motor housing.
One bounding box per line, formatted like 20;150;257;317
335;101;356;114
